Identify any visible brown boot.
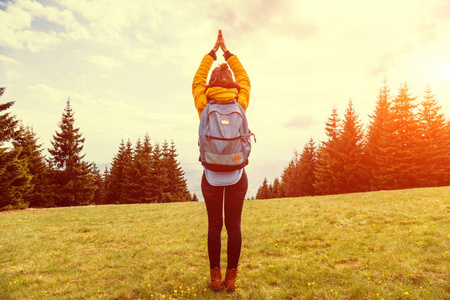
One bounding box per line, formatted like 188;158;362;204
224;268;238;293
208;267;224;292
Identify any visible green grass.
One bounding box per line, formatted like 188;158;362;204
1;187;449;300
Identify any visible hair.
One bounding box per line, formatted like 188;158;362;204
209;63;234;84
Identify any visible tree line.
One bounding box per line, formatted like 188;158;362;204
0;88;195;211
256;82;450;199
103;136;193;204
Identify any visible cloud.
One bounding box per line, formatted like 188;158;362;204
56;0;180;45
86;55;120;70
433;0;450;20
18;30;61;52
203;0;317;42
369;52;397;77
0;5;32;49
0;1;78;51
0;4;32;30
416;20;438;44
0;54;19;65
284;115;315;129
124;48;154;64
26;84;71;104
0;54;20;81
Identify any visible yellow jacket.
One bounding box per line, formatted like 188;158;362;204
192;52;251;118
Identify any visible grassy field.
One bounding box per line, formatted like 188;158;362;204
1;187;449;300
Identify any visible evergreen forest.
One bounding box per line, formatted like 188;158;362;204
2;81;450;210
0;88;194;210
256;82;450;199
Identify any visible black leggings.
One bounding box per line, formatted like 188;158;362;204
201;171;248;269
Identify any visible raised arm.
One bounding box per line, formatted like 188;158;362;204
219;32;251;111
192;35;220;118
192;31;251;118
224;52;251;112
192;53;214;118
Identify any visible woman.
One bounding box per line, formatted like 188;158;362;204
192;31;251;293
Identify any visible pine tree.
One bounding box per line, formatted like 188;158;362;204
91;165;105;204
0;89;18;142
0;88;32;210
192;193;199;202
267;182;274;198
280;139;317;198
107;140;133;204
377;83;420;189
48;100;85;170
103;166;111;202
122;139;145;204
271;178;283;198
445;121;450;185
162;140;191;202
256;177;270;199
297;138;317;196
333;101;366;193
47;99;96;206
0;148;32;210
13;125;54;207
416;86;450;186
151;142;169;203
314;108;341;195
364;81;391;190
280;152;301;197
128;135;154;203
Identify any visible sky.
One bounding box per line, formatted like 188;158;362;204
1;0;450;199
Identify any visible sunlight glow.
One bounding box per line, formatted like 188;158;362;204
439;62;450;77
429;60;450;80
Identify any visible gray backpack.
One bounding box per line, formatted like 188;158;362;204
198;99;255;172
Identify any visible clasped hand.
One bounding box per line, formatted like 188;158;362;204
212;31;228;53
